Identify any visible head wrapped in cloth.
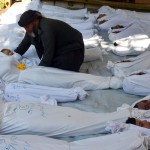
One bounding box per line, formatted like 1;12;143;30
18;10;42;27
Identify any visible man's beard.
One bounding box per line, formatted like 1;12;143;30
29;32;36;38
28;26;38;38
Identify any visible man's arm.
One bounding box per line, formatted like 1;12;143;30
14;33;31;56
39;31;55;67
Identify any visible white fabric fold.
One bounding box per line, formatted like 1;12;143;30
71;130;148;150
107;51;150;78
123;72;150;96
98;14;132;30
105;119;150;137
3;83;88;103
84;46;103;62
19;66;123;90
83;34;102;49
105;121;128;133
0;130;147;150
0;101;129;137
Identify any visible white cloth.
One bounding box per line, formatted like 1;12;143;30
0;51;122;90
98;14;132;30
0;130;147;150
108;21;146;41
108;35;150;56
0;101;129;137
84;46;103;62
84;34;102;49
0;53;20;83
13;52;40;68
70;22;94;31
105;120;127;133
123;71;150;96
19;66;123;90
128;124;150;136
82;29;97;39
0;24;24;50
71;130;148;150
108;23;150;56
98;6;116;16
117;102;150;119
42;10;86;19
3;82;88;103
107;51;150;78
105;119;150;136
42;5;87;14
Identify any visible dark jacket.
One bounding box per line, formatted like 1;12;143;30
14;17;84;67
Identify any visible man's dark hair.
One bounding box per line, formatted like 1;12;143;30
126;117;136;125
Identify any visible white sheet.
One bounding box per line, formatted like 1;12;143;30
108;21;149;41
107;51;150;77
18;66;122;90
97;14;132;30
71;130;148;150
83;34;102;49
0;101;129;137
84;46;103;62
0;53;20;83
3;82;88;103
0;130;147;150
105;119;150;136
123;71;150;96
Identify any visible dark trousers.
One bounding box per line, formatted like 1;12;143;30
52;48;84;72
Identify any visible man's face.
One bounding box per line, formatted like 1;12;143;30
136;100;150;110
24;22;34;33
136;119;150;129
1;49;13;56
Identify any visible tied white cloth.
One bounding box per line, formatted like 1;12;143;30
4;82;88;103
105;121;128;133
117;103;150;119
131;109;150;119
19;66;123;90
105;115;150;136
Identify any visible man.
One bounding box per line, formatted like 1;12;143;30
11;10;84;72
